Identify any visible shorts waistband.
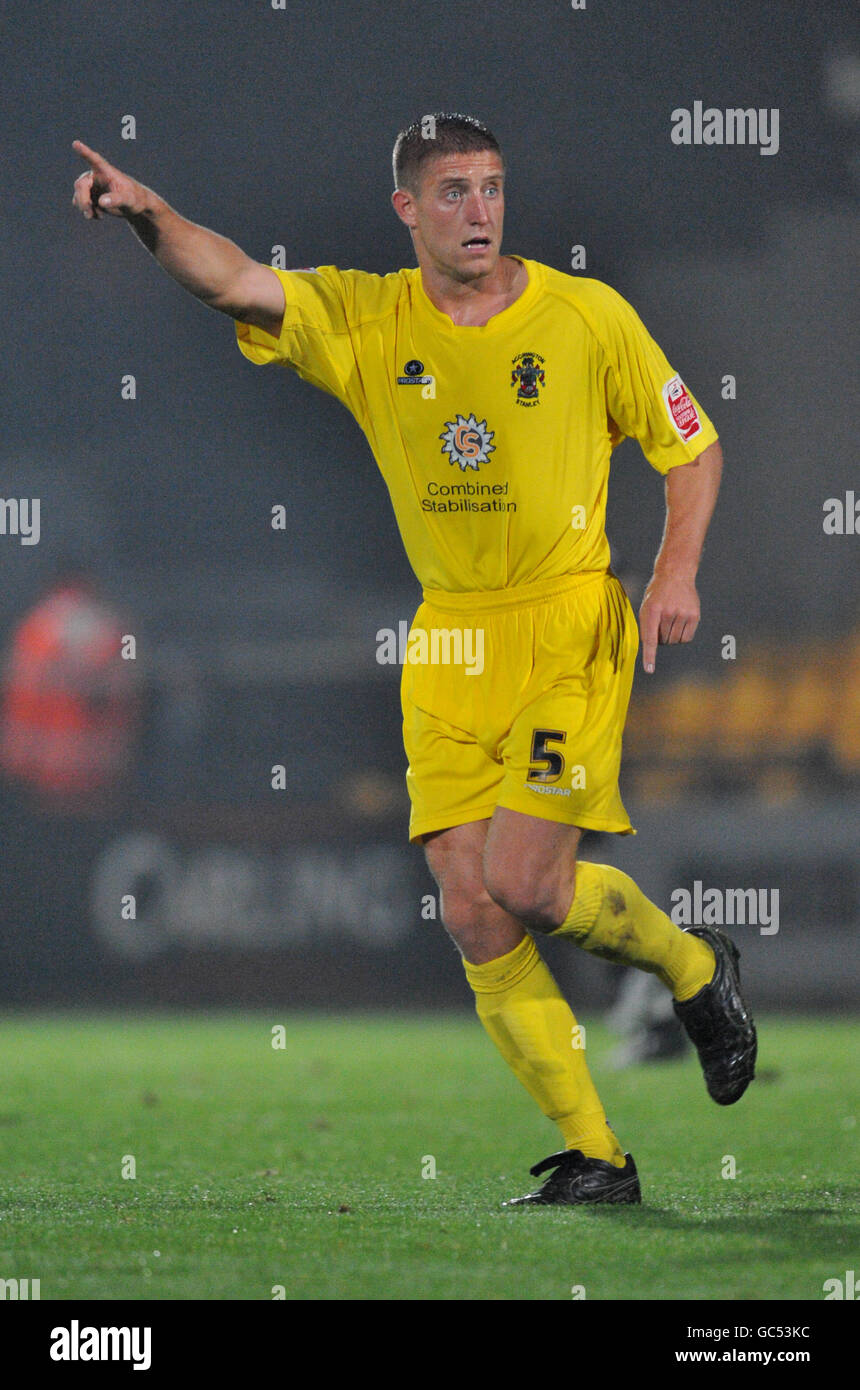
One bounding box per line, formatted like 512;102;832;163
421;569;609;615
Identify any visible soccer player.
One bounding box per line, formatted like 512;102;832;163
72;113;756;1205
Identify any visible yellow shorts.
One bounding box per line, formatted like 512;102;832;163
401;569;638;843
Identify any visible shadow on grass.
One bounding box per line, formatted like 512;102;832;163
582;1194;859;1262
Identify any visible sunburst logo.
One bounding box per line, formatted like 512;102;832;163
439;413;496;472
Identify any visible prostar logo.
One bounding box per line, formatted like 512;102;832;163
439;413;496;472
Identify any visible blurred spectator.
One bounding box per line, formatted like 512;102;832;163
0;559;140;810
606;971;689;1069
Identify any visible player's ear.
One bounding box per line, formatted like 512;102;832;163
391;188;416;228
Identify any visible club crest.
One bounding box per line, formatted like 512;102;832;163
511;351;546;406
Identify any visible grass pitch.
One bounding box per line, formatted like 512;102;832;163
0;1012;856;1301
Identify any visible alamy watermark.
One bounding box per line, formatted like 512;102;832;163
671;102;779;156
0;498;40;545
670;880;779;935
0;1277;40;1299
823;1269;858;1300
50;1322;151;1369
377;621;484;676
823;491;858;534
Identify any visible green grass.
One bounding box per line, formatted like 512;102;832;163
0;1013;856;1300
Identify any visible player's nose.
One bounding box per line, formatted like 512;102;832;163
464;192;491;223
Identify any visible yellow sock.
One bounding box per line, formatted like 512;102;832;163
463;935;626;1166
552;862;715;1001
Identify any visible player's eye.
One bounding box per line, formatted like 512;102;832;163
485;185;500;197
445;189;462;201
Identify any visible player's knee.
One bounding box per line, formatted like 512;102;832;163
438;886;497;953
483;862;566;934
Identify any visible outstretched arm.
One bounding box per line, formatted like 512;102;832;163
71;140;285;336
638;440;723;674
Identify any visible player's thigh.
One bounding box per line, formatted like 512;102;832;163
423;819;525;961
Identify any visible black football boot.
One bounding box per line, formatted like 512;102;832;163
672;925;757;1105
504;1149;641;1206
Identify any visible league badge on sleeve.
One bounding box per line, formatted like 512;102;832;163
662;374;702;442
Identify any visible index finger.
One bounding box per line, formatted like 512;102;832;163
640;606;660;675
72;140;113;178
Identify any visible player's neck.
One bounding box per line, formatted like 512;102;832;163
418;255;528;327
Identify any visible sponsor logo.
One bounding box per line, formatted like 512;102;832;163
662;375;702;442
397;358;434;385
511;351;546;406
440;413;496;472
420;479;516;515
90;835;413;954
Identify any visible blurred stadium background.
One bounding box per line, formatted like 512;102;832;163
1;0;857;1023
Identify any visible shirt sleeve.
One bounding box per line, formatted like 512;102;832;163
234;264;368;426
592;282;719;474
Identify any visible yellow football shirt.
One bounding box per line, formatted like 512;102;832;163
235;257;717;593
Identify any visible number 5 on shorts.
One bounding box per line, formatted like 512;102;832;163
527;728;567;783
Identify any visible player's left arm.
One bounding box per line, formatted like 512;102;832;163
638;439;723;674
